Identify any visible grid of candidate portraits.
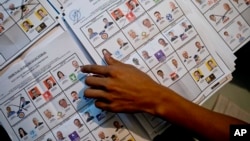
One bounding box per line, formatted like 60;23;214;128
0;0;56;68
79;0;225;101
1;53;136;141
192;0;250;51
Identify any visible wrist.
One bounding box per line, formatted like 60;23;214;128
154;87;174;117
143;85;174;116
150;86;189;121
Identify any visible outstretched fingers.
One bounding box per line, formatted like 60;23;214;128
84;88;109;100
94;100;142;113
82;54;124;76
81;65;109;76
104;53;122;65
85;75;108;88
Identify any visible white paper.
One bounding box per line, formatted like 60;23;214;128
61;0;236;139
0;26;150;141
0;0;59;69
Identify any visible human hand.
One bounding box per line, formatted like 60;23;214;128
83;54;246;141
81;54;169;114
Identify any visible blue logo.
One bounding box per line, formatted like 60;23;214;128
166;13;174;22
69;9;81;24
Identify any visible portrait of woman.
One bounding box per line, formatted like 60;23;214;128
18;127;27;138
57;71;65;80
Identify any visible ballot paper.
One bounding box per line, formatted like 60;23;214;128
0;0;59;70
59;0;245;139
0;26;149;141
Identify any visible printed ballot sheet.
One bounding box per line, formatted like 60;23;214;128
60;0;236;139
0;0;59;70
191;0;250;53
0;26;150;141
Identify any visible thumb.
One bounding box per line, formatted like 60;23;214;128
103;52;121;65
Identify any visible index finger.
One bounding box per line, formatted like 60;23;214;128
81;65;109;75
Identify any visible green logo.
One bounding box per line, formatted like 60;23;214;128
154;0;161;3
69;73;77;81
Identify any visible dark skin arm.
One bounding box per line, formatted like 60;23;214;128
82;53;247;141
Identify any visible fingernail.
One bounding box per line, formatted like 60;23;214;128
102;49;112;56
80;66;85;71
